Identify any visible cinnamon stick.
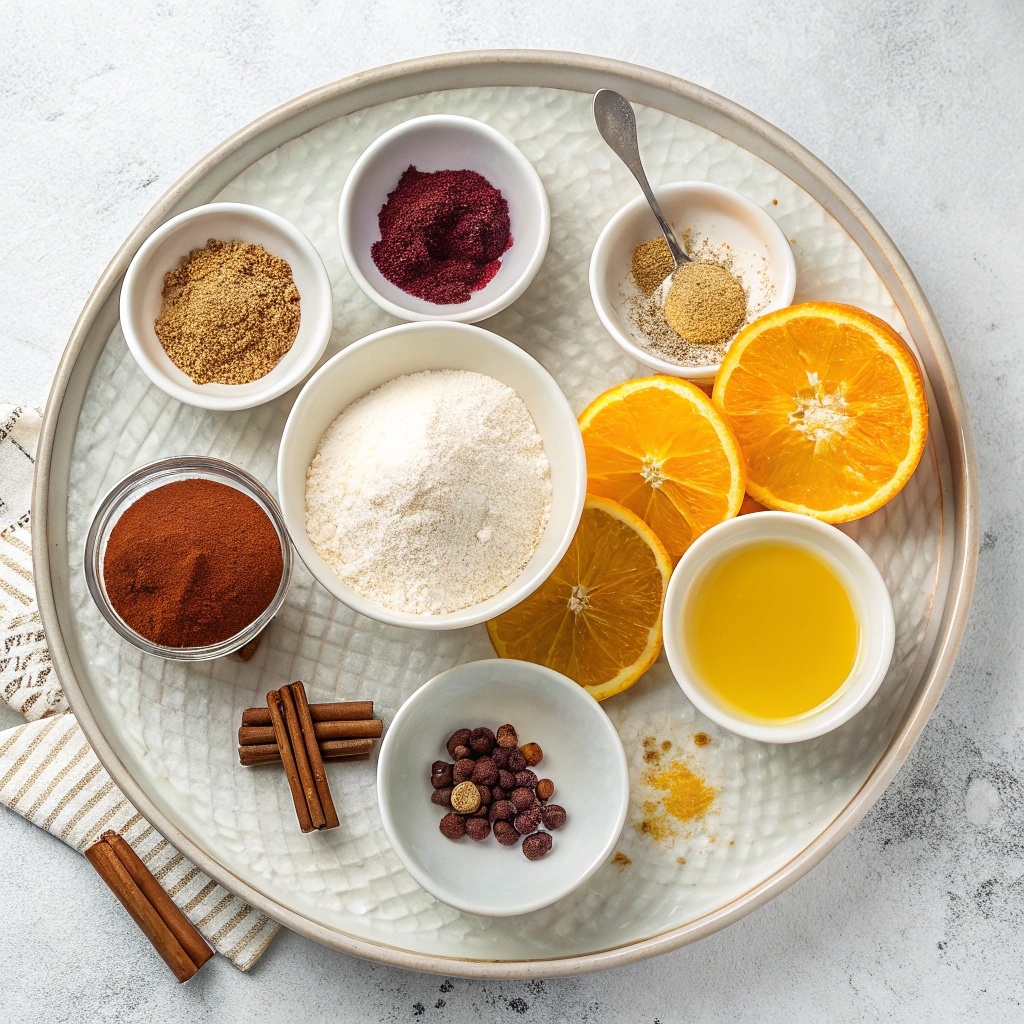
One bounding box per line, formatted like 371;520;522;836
85;839;199;983
279;684;326;830
289;681;340;830
239;738;373;767
100;832;213;970
238;718;383;746
266;689;313;833
241;701;372;727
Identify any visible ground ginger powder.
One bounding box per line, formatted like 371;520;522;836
636;758;718;842
631;236;677;296
154;238;300;385
663;262;746;345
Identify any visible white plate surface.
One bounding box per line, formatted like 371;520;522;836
57;81;951;966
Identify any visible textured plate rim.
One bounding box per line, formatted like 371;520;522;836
32;50;979;979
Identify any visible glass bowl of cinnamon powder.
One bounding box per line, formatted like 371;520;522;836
84;457;292;661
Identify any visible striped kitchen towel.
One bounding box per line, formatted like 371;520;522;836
0;404;279;971
0;406;63;721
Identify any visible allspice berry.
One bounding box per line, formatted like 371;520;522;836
522;831;553;860
536;779;554;802
542;804;566;830
493;821;519;846
492;747;510;768
514;805;543;835
431;761;453;789
489;799;516;823
496;724;519;749
498;769;516;791
471;757;498;786
520;743;543;767
446;729;471;759
470;727;495;754
431;787;453;807
440;813;466;840
507;748;527;772
465;817;491;842
453;758;476;784
510;787;536;812
450;781;482;814
514;769;538;790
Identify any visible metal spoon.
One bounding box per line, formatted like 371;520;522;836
593;88;690;286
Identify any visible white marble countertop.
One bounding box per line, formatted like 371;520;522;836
1;1;1020;1019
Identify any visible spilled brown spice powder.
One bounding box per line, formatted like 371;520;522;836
611;851;632;870
693;732;712;747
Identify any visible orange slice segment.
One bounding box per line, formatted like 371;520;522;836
578;377;746;563
486;496;671;701
713;302;929;522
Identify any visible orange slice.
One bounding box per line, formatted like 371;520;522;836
713;302;929;523
578;377;746;563
486;496;671;701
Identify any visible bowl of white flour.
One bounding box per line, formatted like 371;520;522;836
277;321;587;629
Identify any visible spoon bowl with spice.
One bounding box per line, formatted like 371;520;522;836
338;115;550;323
120;203;333;411
84;457;293;660
590;182;796;385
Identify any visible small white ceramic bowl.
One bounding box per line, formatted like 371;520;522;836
120;202;333;411
663;512;894;743
338;115;550;323
277;321;586;630
590;182;797;386
377;658;629;917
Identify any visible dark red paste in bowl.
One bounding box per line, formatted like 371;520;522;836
370;165;512;305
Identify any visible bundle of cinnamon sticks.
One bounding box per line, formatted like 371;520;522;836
85;830;213;983
239;683;382;833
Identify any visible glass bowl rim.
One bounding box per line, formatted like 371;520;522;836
83;455;293;661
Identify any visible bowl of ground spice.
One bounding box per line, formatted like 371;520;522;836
590;182;796;385
84;457;292;660
120;203;333;411
277;320;586;630
338;115;549;323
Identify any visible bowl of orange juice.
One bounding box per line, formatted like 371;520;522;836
662;512;895;743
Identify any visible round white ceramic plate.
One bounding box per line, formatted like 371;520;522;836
33;52;977;978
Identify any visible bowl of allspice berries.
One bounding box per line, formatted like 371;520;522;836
377;658;629;917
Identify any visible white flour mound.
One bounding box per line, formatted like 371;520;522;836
305;369;553;615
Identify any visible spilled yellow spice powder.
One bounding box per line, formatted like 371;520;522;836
636;800;678;842
646;760;717;822
635;759;717;842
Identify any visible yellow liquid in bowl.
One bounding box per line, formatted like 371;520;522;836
685;542;859;720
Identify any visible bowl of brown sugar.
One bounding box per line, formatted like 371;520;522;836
84;457;292;661
120;203;333;411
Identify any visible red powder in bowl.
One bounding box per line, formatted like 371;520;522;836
370;165;512;305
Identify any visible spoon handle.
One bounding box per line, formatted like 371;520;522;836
593;89;689;267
